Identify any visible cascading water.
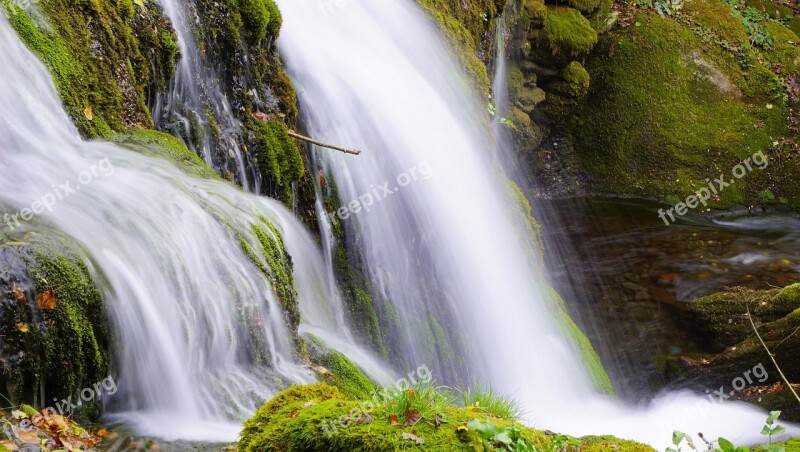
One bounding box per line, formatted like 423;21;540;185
152;0;255;191
0;10;388;442
276;0;798;447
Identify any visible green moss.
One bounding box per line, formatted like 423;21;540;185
352;288;384;357
683;0;750;45
543;285;615;396
255;217;300;340
246;119;305;203
0;233;110;414
762;21;800;72
542;6;599;58
415;0;505;98
238;384;651;451
745;0;794;19
553;61;591;98
507;181;544;259
311;346;377;400
572;13;798;210
111;129;221;179
567;0;601;13
238;0;280;45
689;284;800;345
1;0;178;138
522;0;548;21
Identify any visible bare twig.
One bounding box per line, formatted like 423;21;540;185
287;130;362;155
746;300;800;404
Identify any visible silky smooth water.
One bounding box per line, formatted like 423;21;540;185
275;0;798;447
0;10;388;442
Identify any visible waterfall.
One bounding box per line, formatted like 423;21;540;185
152;0;255;191
0;10;387;442
275;0;797;447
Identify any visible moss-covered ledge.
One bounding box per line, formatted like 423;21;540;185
0;226;110;422
236;383;652;451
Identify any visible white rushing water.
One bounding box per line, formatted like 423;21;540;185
0;10;388;442
275;0;798;448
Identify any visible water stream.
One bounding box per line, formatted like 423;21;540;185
0;11;386;442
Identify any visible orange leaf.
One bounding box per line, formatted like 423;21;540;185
15;323;30;333
83;106;93;121
12;283;26;304
289;410;299;418
17;430;39;445
36;289;57;310
388;414;399;426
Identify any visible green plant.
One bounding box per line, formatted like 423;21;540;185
654;0;684;17
457;385;523;421
761;411;787;452
375;379;454;427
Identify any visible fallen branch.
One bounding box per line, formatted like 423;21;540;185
747;300;800;404
287;130;361;155
251;111;362;155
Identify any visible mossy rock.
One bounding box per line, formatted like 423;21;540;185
237;383;651;451
688;284;800;346
566;0;601;14
111;129;221;179
245;118;305;204
0;229;110;420
543;285;615;396
415;0;506;98
522;0;548;21
1;0;179;138
571;13;799;211
238;0;281;45
542;6;598;59
548;60;591;98
668;301;800;393
306;335;377;400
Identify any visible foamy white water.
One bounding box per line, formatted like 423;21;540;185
275;0;799;448
0;10;385;441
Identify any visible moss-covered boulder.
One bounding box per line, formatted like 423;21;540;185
1;0;179;138
688;284;800;346
667;285;800;420
306;335;377;400
0;228;110;421
542;6;598;59
237;383;652;451
571;8;800;211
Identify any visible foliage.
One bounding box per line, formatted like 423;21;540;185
375;379;455;427
666;412;790;452
458;385;524;421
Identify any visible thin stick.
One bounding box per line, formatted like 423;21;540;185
746;301;800;404
287;130;361;155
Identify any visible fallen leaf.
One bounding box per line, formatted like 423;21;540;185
36;289;56;310
401;432;425;445
404;408;421;427
455;425;468;432
83;106;93;121
356;413;373;425
251;111;270;122
434;413;446;427
288;410;299;418
11;409;28;419
12;283;26;304
16;322;30;333
388;414;399;426
300;400;316;409
0;440;18;451
17;430;40;445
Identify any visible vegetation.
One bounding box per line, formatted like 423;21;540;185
237;383;652;451
457;385;524;421
542;7;599;58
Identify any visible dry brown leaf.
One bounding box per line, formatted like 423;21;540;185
83;106;93;121
388;414;399;426
401;432;425;445
17;430;40;445
12;283;26;304
36;289;57;310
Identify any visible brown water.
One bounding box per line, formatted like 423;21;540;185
537;197;800;400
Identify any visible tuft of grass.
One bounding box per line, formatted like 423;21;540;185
457;385;524;421
375;379;454;426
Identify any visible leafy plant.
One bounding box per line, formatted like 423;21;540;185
375;379;453;427
487;102;517;129
761;411;786;452
458;385;524;421
654;0;684;17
